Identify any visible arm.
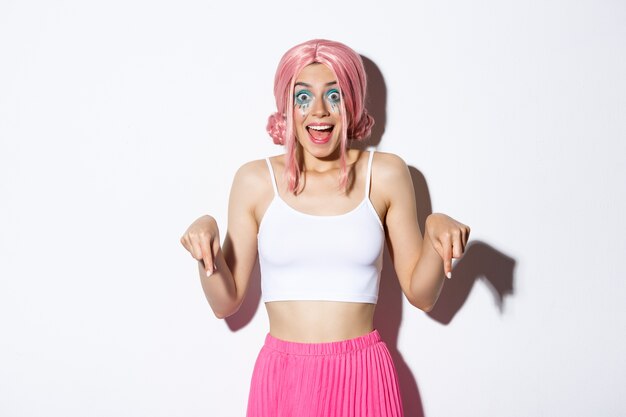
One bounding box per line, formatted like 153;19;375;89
181;160;267;319
378;153;470;312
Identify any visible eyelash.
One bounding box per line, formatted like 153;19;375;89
295;90;313;106
326;89;341;104
294;89;341;106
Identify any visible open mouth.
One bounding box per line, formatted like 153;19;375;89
306;124;334;144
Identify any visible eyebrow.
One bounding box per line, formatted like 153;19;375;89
294;81;338;87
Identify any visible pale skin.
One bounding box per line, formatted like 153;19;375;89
180;64;470;343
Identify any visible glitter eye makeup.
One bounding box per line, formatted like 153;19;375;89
294;86;342;117
325;89;341;113
295;90;313;106
295;89;314;116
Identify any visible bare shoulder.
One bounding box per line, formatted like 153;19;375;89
233;158;269;185
372;151;410;180
230;158;273;205
370;151;413;207
230;158;274;219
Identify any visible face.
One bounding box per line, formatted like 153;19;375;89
292;63;343;159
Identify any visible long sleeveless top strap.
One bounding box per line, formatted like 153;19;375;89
265;158;278;196
365;150;375;197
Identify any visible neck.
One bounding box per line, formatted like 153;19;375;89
300;146;346;174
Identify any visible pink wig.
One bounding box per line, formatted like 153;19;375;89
266;39;374;194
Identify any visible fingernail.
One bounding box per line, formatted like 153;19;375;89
446;272;452;279
206;269;213;277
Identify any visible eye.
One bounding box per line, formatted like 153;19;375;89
326;89;341;104
295;90;313;105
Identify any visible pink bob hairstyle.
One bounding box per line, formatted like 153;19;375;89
266;39;374;194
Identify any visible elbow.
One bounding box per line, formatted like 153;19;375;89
408;295;436;313
419;302;435;313
214;310;233;320
408;282;442;313
213;302;242;320
412;300;434;313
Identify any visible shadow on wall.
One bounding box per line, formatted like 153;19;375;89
362;55;517;417
223;55;517;417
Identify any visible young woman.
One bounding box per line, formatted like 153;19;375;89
180;39;470;417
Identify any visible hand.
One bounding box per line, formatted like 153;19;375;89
180;215;221;277
425;213;471;279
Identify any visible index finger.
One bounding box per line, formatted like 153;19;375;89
442;236;453;279
194;240;215;277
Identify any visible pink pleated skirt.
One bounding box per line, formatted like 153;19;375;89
246;329;404;417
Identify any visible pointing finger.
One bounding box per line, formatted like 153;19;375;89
452;231;463;259
190;241;210;276
442;236;453;279
199;239;215;277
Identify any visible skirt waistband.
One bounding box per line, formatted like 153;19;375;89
263;329;381;356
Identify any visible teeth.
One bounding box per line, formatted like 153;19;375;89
308;125;333;131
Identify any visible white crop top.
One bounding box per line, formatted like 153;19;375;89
257;151;385;304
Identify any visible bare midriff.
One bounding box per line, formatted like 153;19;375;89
265;300;377;343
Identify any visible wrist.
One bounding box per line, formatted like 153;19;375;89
425;212;443;224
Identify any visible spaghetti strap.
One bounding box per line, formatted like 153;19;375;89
265;158;279;196
364;150;375;197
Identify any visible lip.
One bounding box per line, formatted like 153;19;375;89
304;122;335;145
308;129;331;144
307;122;334;128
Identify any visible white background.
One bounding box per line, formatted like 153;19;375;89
1;1;625;416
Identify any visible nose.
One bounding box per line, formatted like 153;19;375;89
311;96;330;118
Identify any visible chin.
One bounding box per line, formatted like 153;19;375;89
299;137;342;158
